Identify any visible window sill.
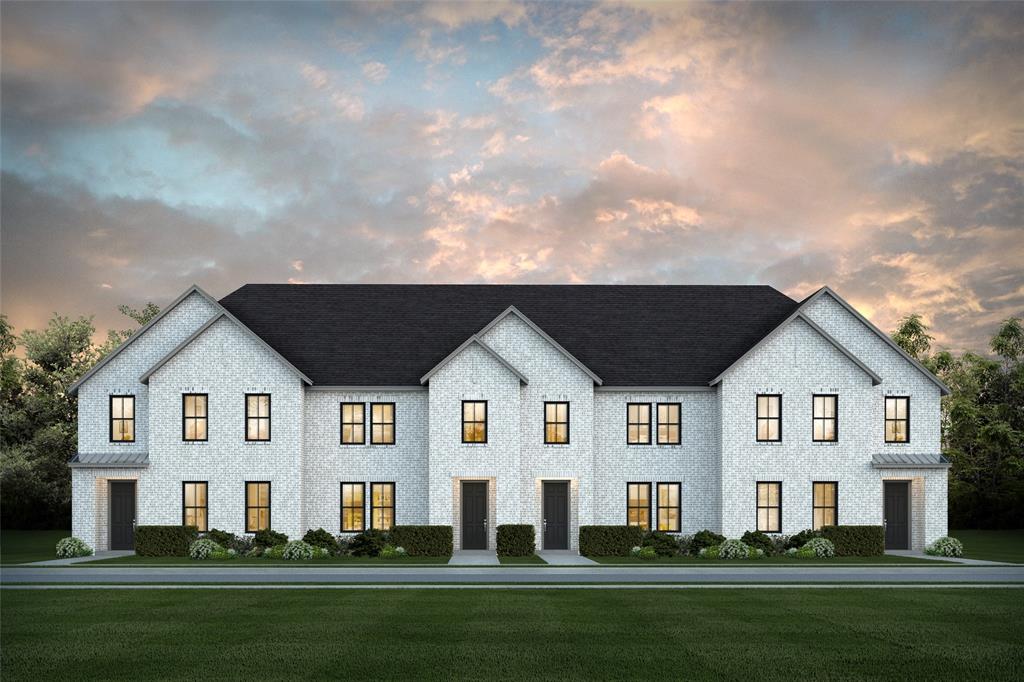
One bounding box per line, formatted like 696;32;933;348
755;441;783;446
543;443;571;447
811;441;839;446
883;441;910;446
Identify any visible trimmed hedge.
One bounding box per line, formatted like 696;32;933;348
389;525;453;556
496;525;535;556
135;525;198;556
820;525;884;556
579;525;644;556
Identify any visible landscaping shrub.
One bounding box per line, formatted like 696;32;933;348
204;529;235;548
785;528;822;550
579;526;644;556
630;545;657;560
254;529;288;548
642;531;679;557
135;525;198;556
302;528;338;553
335;535;352;556
802;537;836;558
689;529;726;556
282;540;315;560
925;536;964;557
718;539;751;559
676;534;693;556
741;530;777;556
496;524;535;556
349;528;390;557
380;544;408;559
389;525;453;556
263;544;286;559
189;539;222;560
55;536;93;559
820;525;884;556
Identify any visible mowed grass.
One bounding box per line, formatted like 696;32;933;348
953;530;1024;563
590;554;948;565
0;530;69;564
3;589;1022;680
83;554;452;566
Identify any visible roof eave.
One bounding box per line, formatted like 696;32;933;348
420;335;529;385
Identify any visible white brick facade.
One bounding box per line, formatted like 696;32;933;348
71;287;948;552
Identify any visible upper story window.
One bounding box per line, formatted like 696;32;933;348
657;403;681;445
626;403;651;444
462;401;487;443
756;394;782;442
109;395;135;442
245;481;271;532
544;402;569;444
757;481;782;533
245;394;271;441
341;482;364;532
182;481;208;531
371;482;395;530
885;396;909;443
182;394;208;442
341;403;365;445
813;482;837;530
812;394;837;442
656;482;681;532
371;402;395;444
626;482;651;529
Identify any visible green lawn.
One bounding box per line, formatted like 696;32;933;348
498;554;547;564
589;554;950;565
2;589;1022;680
81;554;452;566
952;530;1024;563
0;530;69;564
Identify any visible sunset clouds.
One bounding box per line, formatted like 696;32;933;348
2;1;1021;352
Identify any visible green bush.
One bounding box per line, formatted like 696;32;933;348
631;546;658;560
642;531;679;557
689;529;726;556
135;525;198;556
302;528;339;553
496;525;535;556
820;526;884;556
349;528;390;557
785;528;822;550
741;530;777;556
380;544;408;559
204;529;235;548
263;544;286;559
579;526;644;556
282;540;315;560
254;529;288;548
925;536;964;557
55;536;93;558
389;525;453;556
189;539;222;560
803;537;836;558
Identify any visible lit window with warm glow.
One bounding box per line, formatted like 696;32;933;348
813;482;837;530
627;403;651;444
371;403;395;444
462;401;487;443
245;394;271;441
756;394;781;442
656;482;680;532
110;395;135;442
544;402;569;444
341;403;365;444
371;482;395;530
885;396;909;443
627;482;650;529
182;393;208;441
341;482;364;532
182;481;208;531
812;394;837;442
245;481;270;532
757;482;781;532
657;403;680;444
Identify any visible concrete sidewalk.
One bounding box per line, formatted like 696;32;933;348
23;551;135;567
448;551;499;566
884;550;1010;566
537;551;596;565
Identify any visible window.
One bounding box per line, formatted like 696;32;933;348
109;395;135;442
756;394;782;442
656;482;681;532
341;482;365;532
245;481;271;532
885;396;910;443
462;401;487;443
182;394;208;442
812;394;837;442
627;403;651;444
813;482;838;530
544;402;569;444
371;482;395;530
182;482;208;531
657;403;681;445
371;403;395;444
245;394;271;441
757;482;782;532
627;482;651;529
341;403;365;444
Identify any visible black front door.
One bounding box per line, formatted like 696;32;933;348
461;481;488;549
884;481;909;550
109;481;136;550
543;481;569;550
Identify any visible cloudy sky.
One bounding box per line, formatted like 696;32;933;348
2;1;1021;352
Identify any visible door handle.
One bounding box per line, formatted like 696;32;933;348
543;519;547;532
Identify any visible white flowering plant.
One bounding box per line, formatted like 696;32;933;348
282;540;315;560
189;539;222;560
925;536;964;557
380;544;409;559
801;537;836;558
718;539;751;559
55;537;93;559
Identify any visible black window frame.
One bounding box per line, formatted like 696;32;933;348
812;481;838;530
544;401;570;444
340;482;365;533
656;482;681;532
244;481;271;533
626;482;651;530
756;394;782;442
626;403;652;445
245;393;271;442
756;481;782;533
182;481;208;531
370;402;396;445
109;394;136;443
370;482;396;530
657;402;681;445
340;402;365;445
461;400;488;444
812;394;838;443
884;396;910;443
182;393;208;442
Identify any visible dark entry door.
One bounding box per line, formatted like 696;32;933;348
109;481;136;550
461;481;488;549
543;481;569;550
883;481;909;550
